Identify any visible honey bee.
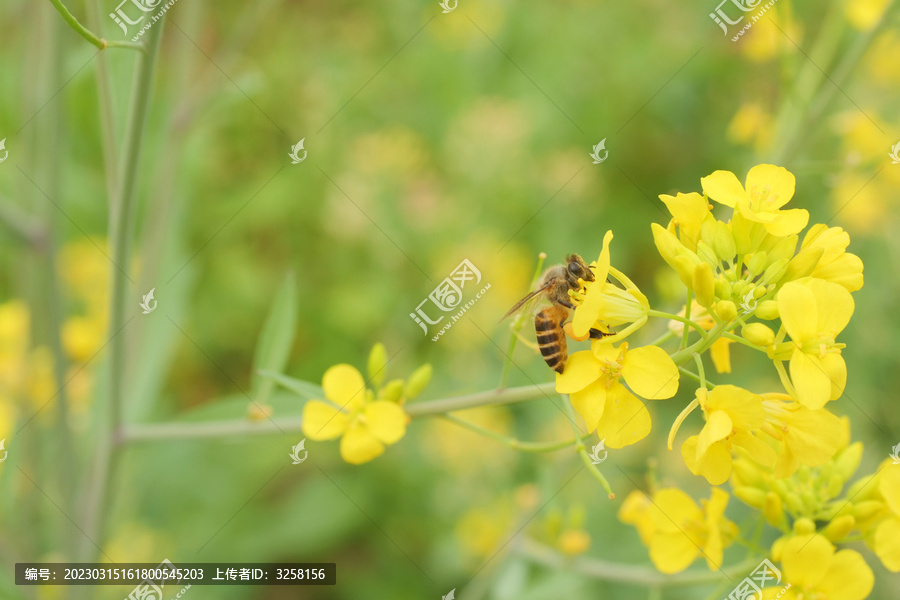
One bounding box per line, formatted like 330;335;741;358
501;254;613;373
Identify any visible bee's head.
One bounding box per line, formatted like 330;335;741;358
564;254;594;284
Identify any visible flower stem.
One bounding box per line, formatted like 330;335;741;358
78;17;165;561
680;290;693;349
517;538;760;586
722;332;766;352
48;0;144;51
647;309;707;339
441;414;592;453
561;395;614;498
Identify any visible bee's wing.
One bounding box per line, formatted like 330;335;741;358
499;282;553;323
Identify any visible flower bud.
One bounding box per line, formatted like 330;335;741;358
784;492;804;513
763;258;790;284
693;263;716;307
747;251;769;276
755;300;779;320
734;486;766;508
368;343;388;388
779;247;823;283
404;364;433;399
696;241;718;266
793;517;816;535
715;278;732;300
833;442;864;482
823;515;855;542
380;379;405;402
742;323;775;346
716;300;737;322
707;220;736;262
768;235;798;265
764;492;784;527
852;500;885;521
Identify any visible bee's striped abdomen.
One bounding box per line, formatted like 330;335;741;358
535;305;568;374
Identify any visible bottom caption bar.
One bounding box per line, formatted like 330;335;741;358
15;562;336;585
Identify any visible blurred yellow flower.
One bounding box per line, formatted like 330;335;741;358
775;279;853;409
621;487;737;574
727;103;774;151
681;386;775;485
702;165;808;237
61;316;106;363
558;529;591;556
763;534;873;600
845;0;890;31
302;364;407;464
556;343;678;448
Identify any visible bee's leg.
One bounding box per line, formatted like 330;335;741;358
559;299;575;309
589;327;616;339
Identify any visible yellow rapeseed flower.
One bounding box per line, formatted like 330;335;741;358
681;386;775;485
701;165;809;237
871;467;900;571
763;534;873;600
774;279;853;409
302;364;407;464
622;487;737;574
556;343;679;448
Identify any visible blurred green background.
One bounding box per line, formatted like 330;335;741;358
1;0;899;598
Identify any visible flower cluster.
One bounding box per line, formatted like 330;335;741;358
551;164;881;595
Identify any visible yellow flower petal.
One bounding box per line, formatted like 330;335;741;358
878;468;900;516
710;337;733;374
650;532;699;574
659;192;710;249
807;278;854;335
570;379;608;432
701;170;745;207
816;549;875;600
763;208;808;236
555;351;602;394
595;382;651;448
363;401;407;444
649;489;701;533
778;282;819;342
697;410;732;458
302;400;348;440
340;421;385;464
572;231;613;337
745;164;795;209
821;353;847;401
682;435;732;485
322;364;367;408
874;518;900;572
781;534;832;589
789;350;832;409
621;345;680;399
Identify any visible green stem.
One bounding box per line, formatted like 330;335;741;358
518;538;760;587
441;414;592;453
669;319;731;365
78;17;165;561
677;367;716;388
722;332;766;352
48;0;144;51
122;383;558;442
648;309;707;339
647;329;677;347
693;352;706;390
561;395;614;498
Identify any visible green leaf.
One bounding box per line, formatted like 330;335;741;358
257;370;324;401
251;272;297;403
